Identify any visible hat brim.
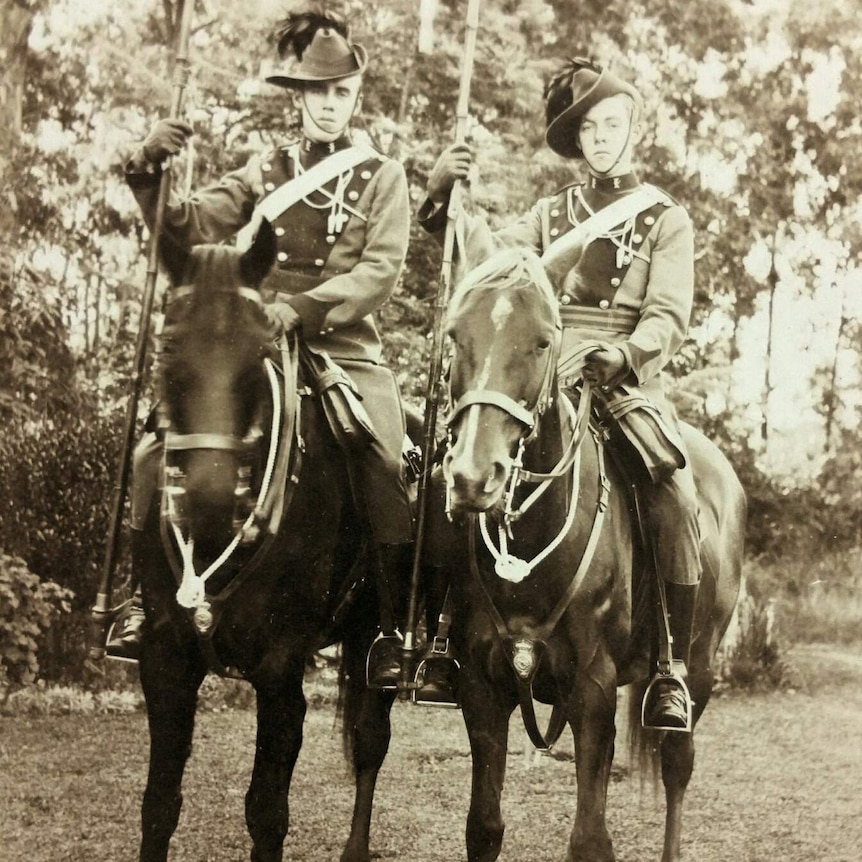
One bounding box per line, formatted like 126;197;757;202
266;44;368;88
545;70;641;159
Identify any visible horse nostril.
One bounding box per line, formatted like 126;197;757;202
483;464;506;494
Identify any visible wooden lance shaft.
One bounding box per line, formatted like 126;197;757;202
88;0;196;661
401;0;482;686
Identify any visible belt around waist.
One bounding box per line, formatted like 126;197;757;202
560;305;639;334
261;269;327;301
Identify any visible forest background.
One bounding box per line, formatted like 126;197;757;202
1;0;860;687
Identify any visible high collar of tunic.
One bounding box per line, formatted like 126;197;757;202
580;171;640;210
587;172;640;194
299;133;352;168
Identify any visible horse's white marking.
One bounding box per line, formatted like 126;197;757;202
459;403;484;464
491;294;514;330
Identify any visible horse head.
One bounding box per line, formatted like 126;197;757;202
443;248;561;515
157;221;276;555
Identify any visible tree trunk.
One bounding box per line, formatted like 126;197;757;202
762;239;779;444
0;0;37;238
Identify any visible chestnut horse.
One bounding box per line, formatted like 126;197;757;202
424;248;745;862
133;224;394;862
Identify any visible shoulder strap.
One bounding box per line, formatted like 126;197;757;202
237;145;378;250
540;183;667;273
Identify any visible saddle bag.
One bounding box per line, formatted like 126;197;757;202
300;347;379;452
597;386;685;484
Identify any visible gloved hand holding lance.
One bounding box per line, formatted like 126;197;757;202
88;0;197;662
400;0;482;689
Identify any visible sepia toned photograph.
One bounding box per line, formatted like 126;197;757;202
1;1;859;860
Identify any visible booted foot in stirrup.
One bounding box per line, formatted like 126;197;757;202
642;581;698;732
365;630;404;689
106;591;145;663
643;669;692;730
413;651;460;708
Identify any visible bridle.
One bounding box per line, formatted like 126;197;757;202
443;293;611;751
156;285;292;629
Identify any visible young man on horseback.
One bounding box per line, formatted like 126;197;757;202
109;10;414;690
420;58;700;731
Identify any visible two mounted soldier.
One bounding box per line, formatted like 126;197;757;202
114;13;705;731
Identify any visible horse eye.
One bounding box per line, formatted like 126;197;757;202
536;338;551;352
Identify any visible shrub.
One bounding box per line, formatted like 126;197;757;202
0;409;127;682
719;594;797;692
0;552;74;688
0;683;142;716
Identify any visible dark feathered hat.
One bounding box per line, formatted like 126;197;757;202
265;9;368;88
544;58;642;159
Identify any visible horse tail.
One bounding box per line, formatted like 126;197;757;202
624;681;662;792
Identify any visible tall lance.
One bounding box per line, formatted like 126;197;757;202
88;0;197;662
401;0;482;686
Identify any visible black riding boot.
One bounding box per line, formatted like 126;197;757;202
413;567;460;708
365;543;412;689
106;585;145;663
644;581;698;730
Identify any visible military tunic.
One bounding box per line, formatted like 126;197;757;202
126;136;413;544
419;172;693;401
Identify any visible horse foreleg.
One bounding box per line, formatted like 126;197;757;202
566;656;617;862
139;638;205;862
340;684;397;862
660;662;712;862
246;669;306;862
462;667;513;862
659;731;694;862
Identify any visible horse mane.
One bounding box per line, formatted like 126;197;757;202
183;245;245;290
447;247;560;328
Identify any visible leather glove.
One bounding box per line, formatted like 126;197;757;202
142;118;194;164
427;142;473;204
583;345;627;388
264;302;302;335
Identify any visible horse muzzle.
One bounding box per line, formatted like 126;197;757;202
442;445;511;515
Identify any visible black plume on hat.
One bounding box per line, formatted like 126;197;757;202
544;57;601;128
275;9;350;60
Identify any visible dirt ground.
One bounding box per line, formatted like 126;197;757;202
2;644;861;862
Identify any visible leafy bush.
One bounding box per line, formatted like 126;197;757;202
0;682;142;716
719;595;797;692
0;552;74;687
0;410;126;682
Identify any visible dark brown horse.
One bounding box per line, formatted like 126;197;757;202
424;248;745;862
133;224;394;862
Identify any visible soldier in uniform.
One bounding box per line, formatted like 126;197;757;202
419;58;700;730
108;10;414;690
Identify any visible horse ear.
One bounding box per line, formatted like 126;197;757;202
159;232;191;286
239;218;277;287
453;216;496;287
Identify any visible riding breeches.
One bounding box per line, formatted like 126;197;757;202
638;460;701;586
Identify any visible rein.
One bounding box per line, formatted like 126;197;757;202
468;426;610;750
449;375;610;750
